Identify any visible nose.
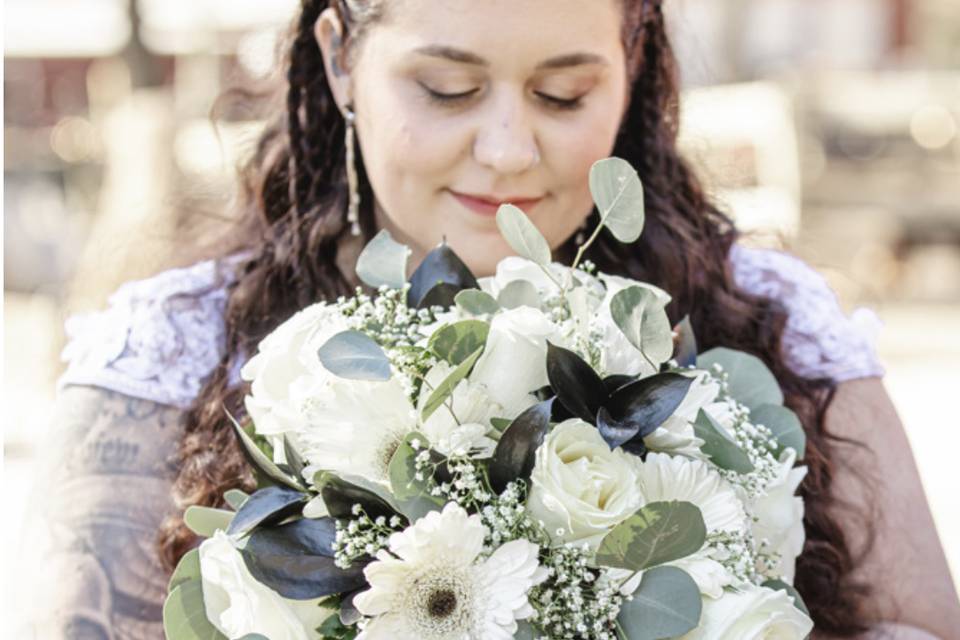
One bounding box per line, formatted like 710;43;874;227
472;92;541;174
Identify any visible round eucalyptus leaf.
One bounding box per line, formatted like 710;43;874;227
388;433;444;522
696;347;783;410
589;157;645;243
428;320;489;365
223;489;249;511
317;330;392;382
752;404;806;458
163;580;227;640
183;506;234;538
610;285;674;365
496;203;552;265
168;548;201;593
618;566;702;640
455;289;500;315
693;409;755;474
596;501;707;571
356;228;411;289
497;279;542;310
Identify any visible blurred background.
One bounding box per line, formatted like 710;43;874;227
3;0;959;632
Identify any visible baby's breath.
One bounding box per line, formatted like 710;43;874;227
331;506;404;569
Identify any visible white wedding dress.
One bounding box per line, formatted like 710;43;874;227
57;245;884;406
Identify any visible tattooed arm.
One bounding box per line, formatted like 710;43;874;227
17;386;187;640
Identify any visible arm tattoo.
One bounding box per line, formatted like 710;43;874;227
17;386;187;640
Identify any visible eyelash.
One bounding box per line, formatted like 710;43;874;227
421;86;584;111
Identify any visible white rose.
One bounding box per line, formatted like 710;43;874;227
470;307;561;418
680;583;813;639
751;448;808;582
199;531;330;640
241;303;350;437
477;256;564;299
527;419;644;549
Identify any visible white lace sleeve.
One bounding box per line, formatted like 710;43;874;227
57;257;243;409
730;244;885;383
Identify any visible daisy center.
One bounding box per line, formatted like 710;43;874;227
426;588;458;618
401;566;476;637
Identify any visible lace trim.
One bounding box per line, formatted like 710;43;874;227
57;246;883;408
730;245;885;382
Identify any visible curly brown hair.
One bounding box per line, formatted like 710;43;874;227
159;0;878;634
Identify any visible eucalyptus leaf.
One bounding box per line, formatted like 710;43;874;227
693;409;755;474
514;621;540;640
696;347;783;410
407;242;479;309
163;580;227;640
488;399;554;494
242;518;366;599
227;410;304;492
355;228;411;289
596;501;706;571
546;341;606;423
184;506;234;538
610;285;673;365
421;347;484;422
388;433;443;521
752;404;806;458
495;203;552;265
428;320;489;365
317;330;392;382
224;489;249;511
617;566;702;640
497;279;541;310
763;579;811;617
673;316;698;368
455;289;500;315
226;485;308;538
168;548;201;593
589;157;645;243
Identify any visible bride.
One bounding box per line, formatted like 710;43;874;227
22;0;958;638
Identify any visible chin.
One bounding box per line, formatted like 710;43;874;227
444;231;512;278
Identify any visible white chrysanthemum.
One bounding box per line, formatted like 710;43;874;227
645;372;716;458
634;453;750;598
354;503;547;640
293;373;416;484
418;361;500;458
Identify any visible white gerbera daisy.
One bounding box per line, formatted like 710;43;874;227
354;503;547;640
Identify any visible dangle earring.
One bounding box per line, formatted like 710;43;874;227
343;105;361;236
575;220;588;247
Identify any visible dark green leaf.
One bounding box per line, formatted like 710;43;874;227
388;433;443;522
596;501;707;571
227;410;304;492
418;282;463;310
407;242;479;309
317;330;391;382
610;286;673;364
319;473;403;522
763;579;811;617
421;347;484;422
589;157;645;243
355;228;411;290
752;404;806;458
601;373;695;448
242;518;366;599
283;435;308;485
497;279;541;310
489;399;554;494
693;409;755;473
455;289;500;315
168;548;201;593
696;347;783;410
428;320;489;366
603;374;636;396
546;341;606;423
490;417;513;433
163;580;227;640
673;316;698;368
184;506;233;538
617;566;702;639
496;203;552;265
227;485;308;538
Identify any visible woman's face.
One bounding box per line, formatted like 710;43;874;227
321;0;629;276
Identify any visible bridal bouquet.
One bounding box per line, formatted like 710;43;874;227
163;158;813;639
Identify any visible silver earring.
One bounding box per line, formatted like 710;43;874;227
344;105;361;237
575;220;588;246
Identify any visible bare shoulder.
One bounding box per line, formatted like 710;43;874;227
824;378;960;638
17;385;188;639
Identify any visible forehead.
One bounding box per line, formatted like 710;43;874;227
368;0;625;68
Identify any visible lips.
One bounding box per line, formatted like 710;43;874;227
449;190;544;217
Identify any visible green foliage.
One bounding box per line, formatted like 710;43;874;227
495;203;552;265
316;330;392;381
163;580;226;640
355;228;411;290
596;501;706;572
752;404;806;458
589;157;645;243
228;410;304;492
617;566;702;640
428;320;489;365
224;489;249;511
693;410;755;473
455;289;500;315
168;548;201;593
420;346;484;422
183;506;234;538
610;285;673;365
497;279;542;310
388;433;443;521
697;347;784;410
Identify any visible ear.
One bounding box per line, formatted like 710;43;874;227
315;7;353;112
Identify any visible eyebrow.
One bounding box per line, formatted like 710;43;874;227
411;45;609;70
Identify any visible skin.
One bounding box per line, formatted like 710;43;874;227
316;0;630;277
